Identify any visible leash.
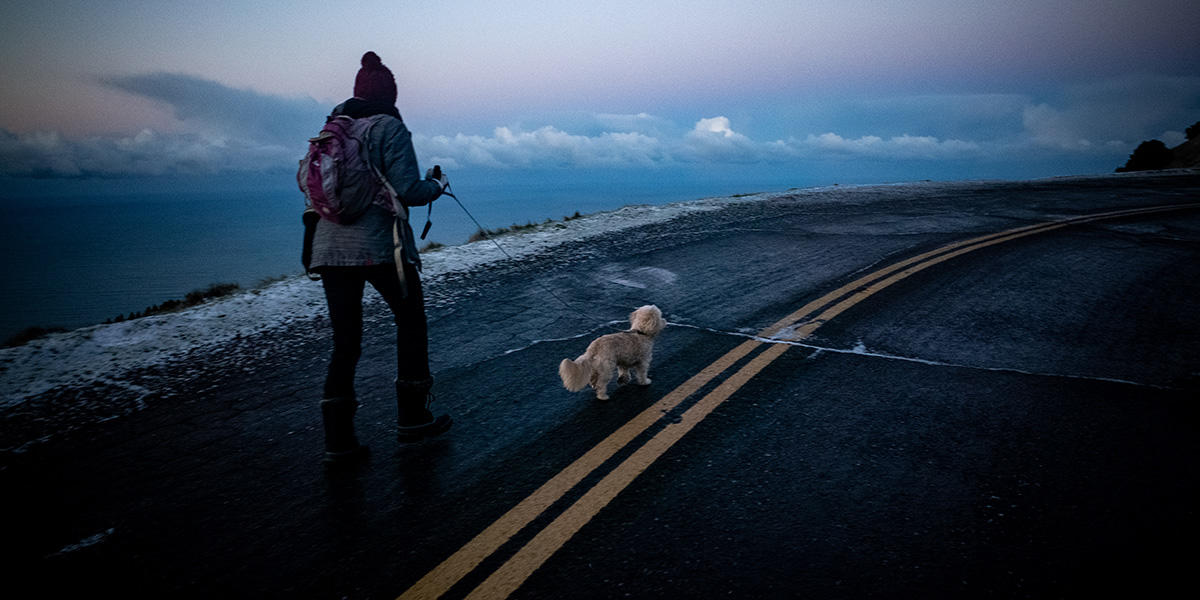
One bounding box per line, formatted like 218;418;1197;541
431;175;622;331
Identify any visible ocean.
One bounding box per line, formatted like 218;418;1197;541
0;171;801;341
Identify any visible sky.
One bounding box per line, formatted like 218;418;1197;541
1;0;1198;197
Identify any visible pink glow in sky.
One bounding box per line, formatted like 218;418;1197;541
0;0;1197;183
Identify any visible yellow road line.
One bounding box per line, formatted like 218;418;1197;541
767;204;1200;342
398;340;763;600
758;202;1200;339
399;201;1200;600
780;202;1200;337
464;343;792;600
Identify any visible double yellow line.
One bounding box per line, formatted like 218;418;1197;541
399;202;1200;600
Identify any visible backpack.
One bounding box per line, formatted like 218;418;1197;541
297;115;395;224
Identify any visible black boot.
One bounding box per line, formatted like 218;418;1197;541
395;378;452;442
321;397;368;463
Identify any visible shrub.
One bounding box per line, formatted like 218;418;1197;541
467;212;587;243
184;283;240;305
105;282;242;324
3;326;68;348
467;227;506;243
467;222;540;243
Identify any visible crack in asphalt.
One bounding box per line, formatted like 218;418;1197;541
498;320;627;358
666;321;1178;391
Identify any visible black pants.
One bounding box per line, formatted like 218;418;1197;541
320;262;430;399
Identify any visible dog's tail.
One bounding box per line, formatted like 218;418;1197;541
559;355;592;392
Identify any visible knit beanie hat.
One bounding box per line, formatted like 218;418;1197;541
353;51;397;104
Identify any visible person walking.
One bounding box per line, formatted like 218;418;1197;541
308;51;452;463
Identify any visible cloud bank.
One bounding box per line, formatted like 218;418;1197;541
2;73;1195;180
0;128;299;178
101;73;324;145
0;73;323;178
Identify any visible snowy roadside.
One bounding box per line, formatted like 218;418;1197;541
0;188;802;407
4;171;1163;410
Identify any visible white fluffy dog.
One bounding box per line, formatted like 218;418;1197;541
559;305;666;400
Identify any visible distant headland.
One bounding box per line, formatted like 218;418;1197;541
1116;121;1200;172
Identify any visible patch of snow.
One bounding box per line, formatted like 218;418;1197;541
3;172;1178;408
633;267;678;285
49;528;115;557
0;190;780;407
606;278;647;289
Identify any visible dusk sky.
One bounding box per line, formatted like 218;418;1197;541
1;1;1197;195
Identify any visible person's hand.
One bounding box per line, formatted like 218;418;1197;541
425;166;449;191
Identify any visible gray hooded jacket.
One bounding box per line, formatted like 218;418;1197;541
308;99;442;271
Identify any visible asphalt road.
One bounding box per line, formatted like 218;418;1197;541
6;172;1199;599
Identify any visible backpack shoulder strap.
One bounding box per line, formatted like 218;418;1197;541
355;115;408;222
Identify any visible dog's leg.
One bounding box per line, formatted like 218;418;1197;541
635;358;652;385
593;368;613;400
595;372;614;400
617;366;630;385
